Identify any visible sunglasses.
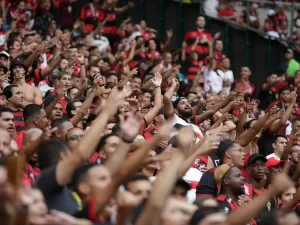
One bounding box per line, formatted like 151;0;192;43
68;134;83;141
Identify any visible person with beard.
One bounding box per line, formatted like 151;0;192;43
164;79;234;140
196;139;245;197
214;165;248;216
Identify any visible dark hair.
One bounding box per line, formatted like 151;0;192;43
189;207;223;225
3;85;17;99
95;133;118;153
37;139;68;170
89;46;98;52
23;104;42;121
51;118;70;130
67;87;78;96
279;87;291;95
66;99;81;118
7;31;21;43
124;174;149;190
0;106;13;117
292;117;300;124
70;163;97;193
273;135;288;144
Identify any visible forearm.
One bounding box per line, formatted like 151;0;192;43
24;51;39;67
41;56;62;78
45;95;58;118
227;188;274;225
105;141;131;175
79;64;86;81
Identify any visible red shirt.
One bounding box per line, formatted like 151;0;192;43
99;8;117;35
184;30;212;57
16;130;26;150
80;3;101;32
276;11;288;24
218;7;236;21
10;8;27;28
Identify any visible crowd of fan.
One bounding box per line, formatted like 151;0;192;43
1;0;300;225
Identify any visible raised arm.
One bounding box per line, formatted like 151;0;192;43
163;79;178;119
143;73;162;125
270;91;297;133
55;87;129;186
235;106;276;147
135;148;185;225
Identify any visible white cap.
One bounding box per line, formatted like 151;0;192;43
268;9;276;16
0;51;9;58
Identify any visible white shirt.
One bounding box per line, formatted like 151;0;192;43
170;114;203;140
216;69;234;94
90;33;110;54
266;153;280;161
203;67;223;94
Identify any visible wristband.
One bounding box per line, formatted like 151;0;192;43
155;86;161;89
80;63;84;66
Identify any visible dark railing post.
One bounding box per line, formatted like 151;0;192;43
159;0;165;41
290;1;295;43
245;0;250;66
178;0;184;48
267;37;272;73
225;24;230;56
140;0;145;21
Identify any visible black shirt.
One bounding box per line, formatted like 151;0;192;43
33;166;78;215
196;168;217;197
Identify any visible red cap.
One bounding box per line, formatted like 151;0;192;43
266;158;285;168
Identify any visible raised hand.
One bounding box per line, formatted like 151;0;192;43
130;67;139;77
123;82;133;97
267;105;279;116
119;111;142;142
290;91;297;105
151;72;162;88
271;172;294;195
77;54;85;64
176;127;195;152
37;41;52;54
167;29;173;39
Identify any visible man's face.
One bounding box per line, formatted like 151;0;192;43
106;75;118;85
43;0;51;10
285;52;293;60
60;59;69;71
127;180;152;202
240;67;250;79
60;74;72;89
215;40;223;52
73;101;82;116
56;121;74;140
68;88;79;101
0;129;11;158
102;136;120;160
221;58;230;69
87;165;112;194
18;1;25;11
10;86;24;107
13;65;26;79
72;77;81;89
0;55;9;68
50;103;63;120
248;159;266;181
67;128;84;151
280;90;291;102
36;109;48;130
12;40;21;51
225;167;245;196
141;92;152;106
273;137;287;155
196;16;205;28
89;66;100;79
292;121;300;133
164;53;172;65
0;112;15;137
227;143;245;168
267;74;278;84
177;99;192;118
132;77;142;89
290;145;300;164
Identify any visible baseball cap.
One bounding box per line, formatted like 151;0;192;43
214;164;232;185
266;158;285;168
268;9;276;16
216;139;234;164
285;48;294;55
172;97;186;108
0;51;9;59
247;153;267;166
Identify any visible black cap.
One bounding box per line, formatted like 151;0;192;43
175;178;191;192
172;97;186;108
217;139;234;164
10;57;28;73
247;153;267;166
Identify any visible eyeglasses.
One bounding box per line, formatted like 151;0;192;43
68;134;83;141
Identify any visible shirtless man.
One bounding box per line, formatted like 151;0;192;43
10;57;42;106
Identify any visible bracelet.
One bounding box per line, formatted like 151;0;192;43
80;63;84;66
155;86;161;89
122;137;133;144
